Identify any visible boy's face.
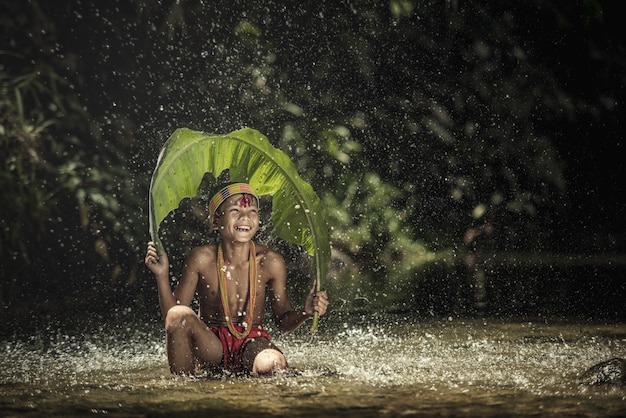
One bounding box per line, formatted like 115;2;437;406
212;193;259;242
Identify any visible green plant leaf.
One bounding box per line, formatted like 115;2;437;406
149;127;330;332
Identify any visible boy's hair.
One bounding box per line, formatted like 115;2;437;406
208;183;259;220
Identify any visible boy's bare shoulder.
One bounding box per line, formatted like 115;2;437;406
188;243;216;255
255;243;285;266
254;242;276;255
186;244;217;265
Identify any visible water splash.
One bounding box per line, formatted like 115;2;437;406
2;316;626;416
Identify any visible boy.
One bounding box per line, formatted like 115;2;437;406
145;183;328;376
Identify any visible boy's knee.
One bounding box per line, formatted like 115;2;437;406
165;305;195;332
252;349;287;375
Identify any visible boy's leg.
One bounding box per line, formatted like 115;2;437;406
165;305;223;375
241;338;287;375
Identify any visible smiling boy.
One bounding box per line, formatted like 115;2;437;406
145;183;328;375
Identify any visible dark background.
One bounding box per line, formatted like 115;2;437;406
1;0;624;331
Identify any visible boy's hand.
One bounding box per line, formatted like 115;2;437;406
145;241;169;277
304;280;328;317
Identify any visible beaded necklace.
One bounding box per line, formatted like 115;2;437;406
217;241;257;339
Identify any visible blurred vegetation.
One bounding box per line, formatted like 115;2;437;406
0;2;148;323
0;0;624;323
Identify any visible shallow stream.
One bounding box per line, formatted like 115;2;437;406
2;314;625;417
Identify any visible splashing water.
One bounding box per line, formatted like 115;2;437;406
1;315;626;416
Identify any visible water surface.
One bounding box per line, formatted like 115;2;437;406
1;314;625;417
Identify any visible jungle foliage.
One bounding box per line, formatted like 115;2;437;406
1;0;623;321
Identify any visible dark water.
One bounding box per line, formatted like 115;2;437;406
1;314;626;417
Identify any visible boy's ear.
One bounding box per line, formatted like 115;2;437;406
210;212;220;230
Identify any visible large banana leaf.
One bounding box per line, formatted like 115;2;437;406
148;127;330;332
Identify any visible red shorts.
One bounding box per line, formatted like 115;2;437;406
209;325;271;373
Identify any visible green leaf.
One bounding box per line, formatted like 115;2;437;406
149;127;330;332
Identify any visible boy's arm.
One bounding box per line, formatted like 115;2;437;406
171;248;202;308
145;242;200;319
268;252;328;332
145;241;174;319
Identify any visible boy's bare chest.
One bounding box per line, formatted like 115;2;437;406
197;265;267;312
